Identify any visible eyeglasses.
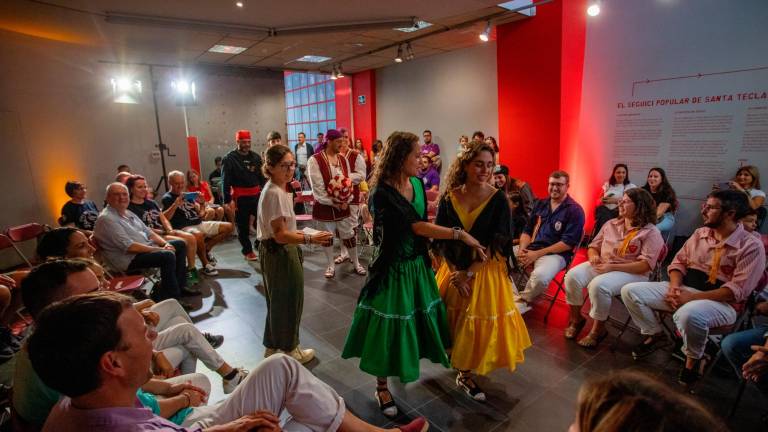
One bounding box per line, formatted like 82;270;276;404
277;162;296;170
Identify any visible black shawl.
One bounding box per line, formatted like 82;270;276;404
359;178;430;300
432;189;515;275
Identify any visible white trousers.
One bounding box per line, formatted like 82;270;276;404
621;281;737;359
519;254;566;302
154;323;225;374
183;354;346;432
564;262;648;321
319;219;355;240
151;299;193;332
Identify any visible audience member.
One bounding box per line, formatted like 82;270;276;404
163;170;233;269
593;164;636;235
354;137;373;174
308;129;365;277
515;170;585;312
337;128;368;271
724;165;765;210
316;131;324;146
471;131;484;141
622;189;766;385
186;169;224;221
722;301;768;394
94;182;196;300
126;175;205;281
421;129;441;171
222;129;267;261
266;130;282;147
417;155;440;192
484;136;499;154
257;144;333;364
28;291;429;432
59;180;99;231
641;167;677;239
740;208;759;234
508;192;529;244
564;188;663;349
293;131;314;185
457;135;469;153
570;370;727;432
117;164;131;174
116;171;132;184
37;226;95;261
493;165;534;215
371;139;384;169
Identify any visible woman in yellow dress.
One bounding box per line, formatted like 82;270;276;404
433;140;532;401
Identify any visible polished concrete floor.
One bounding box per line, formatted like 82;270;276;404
186;238;764;431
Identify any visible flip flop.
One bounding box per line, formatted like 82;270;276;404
334;255;350;264
564;319;587;340
577;331;608;349
324;266;335;278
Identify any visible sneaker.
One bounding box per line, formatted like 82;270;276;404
287;346;315;364
187;268;200;285
206;252;218;266
203;332;224;349
678;365;700;385
244;252;258;261
515;300;531;315
201;264;219;276
222;368;248;394
631;333;668;359
456;373;486;402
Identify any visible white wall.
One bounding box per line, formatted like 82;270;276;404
376;42;499;178
0;33;285;231
579;0;768;234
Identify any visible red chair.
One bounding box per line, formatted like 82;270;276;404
5;223;48;267
0;233;32;268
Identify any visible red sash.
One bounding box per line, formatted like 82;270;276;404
231;185;262;201
345;150;362;204
312;152;351;221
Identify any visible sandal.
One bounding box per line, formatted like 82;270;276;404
374;387;398;417
334;254;350;264
564;319;586;340
324;266;335;278
354;264;367;275
577;331;608;349
456;372;486;402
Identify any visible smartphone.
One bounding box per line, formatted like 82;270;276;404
715;182;731;190
183;192;200;202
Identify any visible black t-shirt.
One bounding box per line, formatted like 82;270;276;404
161;192;202;229
642;185;673;213
128;199;164;230
60;200;99;230
221;150;266;203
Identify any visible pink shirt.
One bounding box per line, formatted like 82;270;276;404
668;224;766;303
589;220;664;275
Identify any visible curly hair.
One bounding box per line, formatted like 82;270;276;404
624;188;657;227
440;140;496;200
368;131;419;189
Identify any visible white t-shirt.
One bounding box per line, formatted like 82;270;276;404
747;188;766;199
256;181;297;240
295;143;309;167
601;182;637;210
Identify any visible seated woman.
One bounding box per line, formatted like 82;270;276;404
417;155;440;192
719;165;766;229
58;181;99;232
593;164;636;235
509;191;529;245
493;165;535;215
641;167;677;240
186;169;225;221
564;188;663;349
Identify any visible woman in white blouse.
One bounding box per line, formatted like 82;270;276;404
593;164;636;235
257;145;333;364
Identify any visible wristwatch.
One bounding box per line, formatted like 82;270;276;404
466;271;475;279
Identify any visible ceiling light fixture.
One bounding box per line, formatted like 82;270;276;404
587;1;601;16
235;1;244;7
479;21;491;42
208;44;248;54
330;65;339;80
405;42;415;61
394;44;404;63
295;55;332;63
335;64;345;79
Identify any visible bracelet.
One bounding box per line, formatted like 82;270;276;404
304;233;311;245
452;227;463;240
182;392;191;408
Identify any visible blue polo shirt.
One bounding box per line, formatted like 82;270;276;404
524;194;585;262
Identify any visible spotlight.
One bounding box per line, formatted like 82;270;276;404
587;1;601;16
405;42;415;60
394;44;403;63
335;64;345;78
235;1;244;8
479;21;491;42
110;77;142;104
172;79;197;105
330;66;338;80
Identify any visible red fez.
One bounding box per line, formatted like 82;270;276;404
235;130;251;141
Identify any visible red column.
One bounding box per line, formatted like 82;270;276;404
496;0;588;205
351;70;376;152
334;76;353;132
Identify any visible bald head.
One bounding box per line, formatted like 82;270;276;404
105;182;129;211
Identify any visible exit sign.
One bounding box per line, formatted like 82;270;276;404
358;95;366;105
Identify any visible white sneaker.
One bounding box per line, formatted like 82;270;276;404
515;300;531;315
222;368;248;394
287;346;315;364
202;264;219;276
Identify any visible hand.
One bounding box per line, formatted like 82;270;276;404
675;289;694;306
141;310;160;327
174;195;184;207
289;180;301;191
311;231;334;246
729;181;744;192
518;249;540;268
339;202;349;210
152;352;176;379
459;232;487;261
755;301;768;316
0;274;16;289
743;346;768;382
181;388;207;407
664;286;680;309
228;200;238;212
449;272;473;297
167;381;208;398
593;262;613;274
162;243;176;251
588;255;602;266
208;411;281;432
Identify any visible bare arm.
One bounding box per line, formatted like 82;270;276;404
271;216;332;245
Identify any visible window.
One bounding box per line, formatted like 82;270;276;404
284;72;336;147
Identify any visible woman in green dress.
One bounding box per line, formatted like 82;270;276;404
342;131;486;418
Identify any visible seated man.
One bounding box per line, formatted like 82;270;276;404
162;170;233;269
94;182;197;300
515;170;585;312
13;260;244;428
622;190;766;385
59;180;99;232
29;291;429;432
722;301;768;394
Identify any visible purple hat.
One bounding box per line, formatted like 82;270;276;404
315;129;342;154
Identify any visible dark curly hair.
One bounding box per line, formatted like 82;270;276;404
624;188;657;227
369;131;419;189
440;140;496;201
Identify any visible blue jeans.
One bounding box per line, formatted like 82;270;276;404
657;212;675;240
721;325;768;392
127;239;187;300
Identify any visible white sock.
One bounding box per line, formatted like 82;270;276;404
349;246;360;267
322;246;334;268
340;243;348;258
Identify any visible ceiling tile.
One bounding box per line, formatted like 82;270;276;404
242;41;285;57
195;51;235;63
225;54;263;65
217;36;260;48
186;32;226;50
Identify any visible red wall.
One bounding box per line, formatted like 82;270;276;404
351;70;376;152
334;76;353;133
